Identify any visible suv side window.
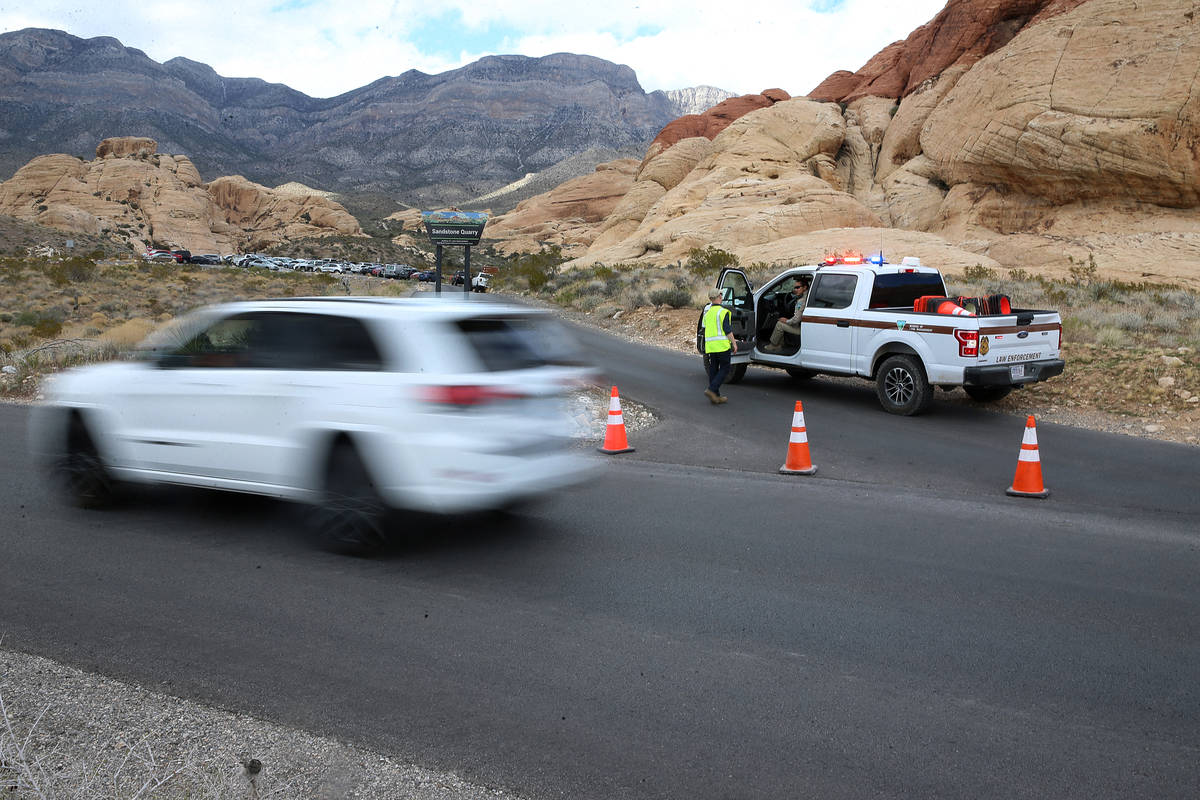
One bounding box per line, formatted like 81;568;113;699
164;312;384;371
808;274;858;310
165;315;260;368
307;314;384;371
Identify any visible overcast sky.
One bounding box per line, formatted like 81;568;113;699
1;0;948;99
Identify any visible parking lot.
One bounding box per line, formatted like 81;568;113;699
142;251;492;289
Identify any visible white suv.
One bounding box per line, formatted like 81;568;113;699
30;297;598;554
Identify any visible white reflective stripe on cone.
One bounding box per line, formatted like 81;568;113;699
609;415;624;426
789;431;808;443
1023;427;1038;445
1018;449;1040;462
791;412;805;427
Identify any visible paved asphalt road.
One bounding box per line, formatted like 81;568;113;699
1;328;1198;799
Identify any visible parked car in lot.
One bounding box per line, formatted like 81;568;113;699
189;253;223;265
29;297;597;555
143;249;177;263
414;269;438;282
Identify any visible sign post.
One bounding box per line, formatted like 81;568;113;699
421;211;489;294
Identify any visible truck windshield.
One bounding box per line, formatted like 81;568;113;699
869;273;947;309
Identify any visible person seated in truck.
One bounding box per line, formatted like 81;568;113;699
760;279;809;353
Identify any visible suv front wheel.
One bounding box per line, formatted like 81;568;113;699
59;414;116;508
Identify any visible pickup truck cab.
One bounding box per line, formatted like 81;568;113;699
714;255;1065;414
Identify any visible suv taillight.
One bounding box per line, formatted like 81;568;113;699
954;329;979;358
418;385;523;407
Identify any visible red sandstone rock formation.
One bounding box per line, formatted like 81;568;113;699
643;89;791;161
809;0;1089;102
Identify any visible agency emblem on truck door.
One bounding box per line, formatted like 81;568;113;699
980;336;990;355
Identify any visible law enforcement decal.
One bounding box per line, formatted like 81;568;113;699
980;336;990;355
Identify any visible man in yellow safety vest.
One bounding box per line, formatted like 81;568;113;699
702;288;738;404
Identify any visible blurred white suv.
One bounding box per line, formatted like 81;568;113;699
30;297;598;554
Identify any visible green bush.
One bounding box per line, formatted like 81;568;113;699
685;246;739;276
962;263;996;281
504;246;564;293
1068;253;1099;285
46;256;98;286
649;287;694;308
32;317;63;338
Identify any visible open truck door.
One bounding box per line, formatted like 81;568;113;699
717;268;755;348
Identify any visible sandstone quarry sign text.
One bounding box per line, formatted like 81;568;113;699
422;211;489;245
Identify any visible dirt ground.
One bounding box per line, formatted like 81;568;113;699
571;305;1200;448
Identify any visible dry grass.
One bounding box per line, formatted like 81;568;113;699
0;687;294;799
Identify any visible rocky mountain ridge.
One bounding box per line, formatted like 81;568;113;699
0;29;730;210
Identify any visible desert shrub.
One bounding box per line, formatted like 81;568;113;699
1085;280;1126;303
622;288;649;309
1106;310;1148;332
1157;291;1199;322
1067;253;1100;285
502;246;564;293
576;293;606;312
1094;326;1132;347
579;279;609;297
1043;286;1069;306
46;256;98;286
592;264;616;280
962;264;996;282
1146;309;1184;333
649;287;693;308
31;317;63;338
685;246;739;276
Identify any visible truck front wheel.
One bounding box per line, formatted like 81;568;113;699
876;355;933;415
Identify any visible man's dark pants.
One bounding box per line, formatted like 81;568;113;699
706;350;732;395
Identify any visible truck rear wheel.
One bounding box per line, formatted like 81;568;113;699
964;385;1013;403
876;354;933;415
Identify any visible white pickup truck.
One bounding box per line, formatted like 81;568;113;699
709;256;1065;415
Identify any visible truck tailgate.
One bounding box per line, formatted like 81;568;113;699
976;312;1061;371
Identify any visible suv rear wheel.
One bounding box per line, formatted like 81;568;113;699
314;441;389;556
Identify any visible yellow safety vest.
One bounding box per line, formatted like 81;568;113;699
702;304;732;353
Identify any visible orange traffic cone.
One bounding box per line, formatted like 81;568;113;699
1006;415;1049;498
937;300;975;317
598;385;635;454
779;401;817;475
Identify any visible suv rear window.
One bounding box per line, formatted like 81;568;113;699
455;316;586;372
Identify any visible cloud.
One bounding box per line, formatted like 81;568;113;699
1;0;949;97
